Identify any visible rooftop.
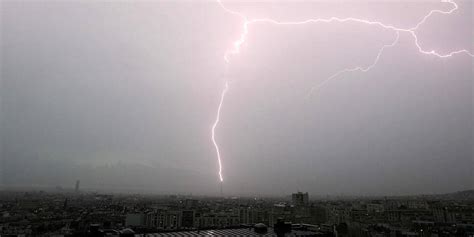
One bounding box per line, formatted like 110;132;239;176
145;227;319;236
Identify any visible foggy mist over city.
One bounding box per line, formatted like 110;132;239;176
1;0;473;197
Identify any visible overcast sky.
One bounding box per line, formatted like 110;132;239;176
0;0;472;196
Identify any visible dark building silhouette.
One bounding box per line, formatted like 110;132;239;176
274;218;291;237
254;223;268;234
292;192;309;207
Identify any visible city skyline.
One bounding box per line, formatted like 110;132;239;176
0;189;472;235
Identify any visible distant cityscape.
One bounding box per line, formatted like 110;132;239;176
2;0;473;236
0;182;472;236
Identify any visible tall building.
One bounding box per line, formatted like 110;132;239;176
75;180;80;192
291;192;309;207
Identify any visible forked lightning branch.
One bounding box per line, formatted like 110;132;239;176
212;0;473;183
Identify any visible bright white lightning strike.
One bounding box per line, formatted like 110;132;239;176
212;81;229;182
212;0;473;182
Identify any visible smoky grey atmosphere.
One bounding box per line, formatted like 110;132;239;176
0;0;472;196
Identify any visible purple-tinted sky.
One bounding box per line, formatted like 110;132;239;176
0;0;472;196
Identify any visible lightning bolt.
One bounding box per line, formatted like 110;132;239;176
212;81;229;182
212;0;473;182
308;31;401;96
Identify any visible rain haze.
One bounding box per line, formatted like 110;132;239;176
0;0;472;196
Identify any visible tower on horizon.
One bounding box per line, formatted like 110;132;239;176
292;192;309;207
75;180;80;193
